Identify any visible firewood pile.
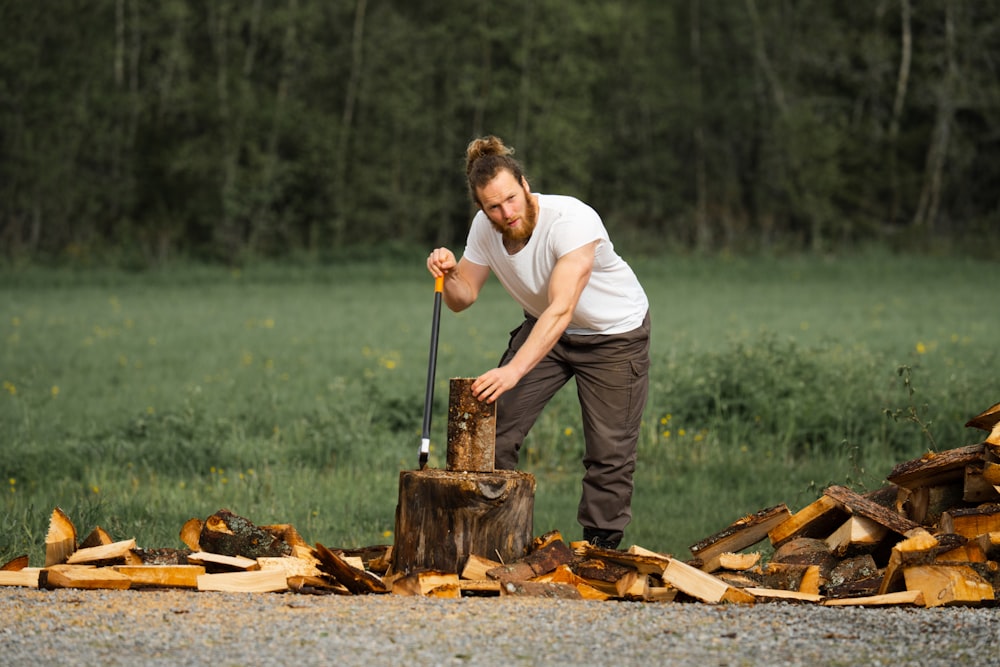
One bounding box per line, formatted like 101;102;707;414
3;402;999;608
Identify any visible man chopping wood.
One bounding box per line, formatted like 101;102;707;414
426;135;650;550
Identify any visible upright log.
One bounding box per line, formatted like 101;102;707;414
447;377;496;472
391;469;535;576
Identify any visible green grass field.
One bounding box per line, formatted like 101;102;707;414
2;251;998;565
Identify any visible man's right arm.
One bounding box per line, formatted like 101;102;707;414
427;249;490;313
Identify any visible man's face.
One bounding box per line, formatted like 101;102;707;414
477;170;538;242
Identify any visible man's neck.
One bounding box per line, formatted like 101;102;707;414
503;235;530;254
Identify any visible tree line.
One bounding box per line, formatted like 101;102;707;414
1;0;997;266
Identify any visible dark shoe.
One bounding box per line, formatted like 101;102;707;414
583;528;622;550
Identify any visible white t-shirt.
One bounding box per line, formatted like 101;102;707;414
463;194;648;336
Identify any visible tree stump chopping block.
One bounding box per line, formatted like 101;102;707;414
391;469;535;576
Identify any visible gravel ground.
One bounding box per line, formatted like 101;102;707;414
0;589;1000;667
2;588;997;666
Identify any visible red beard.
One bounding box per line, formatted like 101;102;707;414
493;186;538;244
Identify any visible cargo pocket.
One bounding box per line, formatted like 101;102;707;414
625;355;651;426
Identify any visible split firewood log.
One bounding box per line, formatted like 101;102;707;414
287;575;351;595
198;509;292;559
753;562;822;595
132;547;192;565
975;532;1000;560
770;537;838;582
44;564;132;590
963;463;1000;503
714;570;762;589
939;504;1000;539
340;545;393;575
531;564;611;600
499;581;582;599
576;543;672;576
187;551;259;572
824;515;888;557
902;564;994;607
314;543;388;594
113;564;204;588
823;485;920;537
0;556;40;588
822;590;925;607
257;556;324;579
1;555;29;571
689;504;790;572
572;558;638;597
878;528;967;595
646;585;679;603
768;496;849;548
66;538;137;566
260;523;309;550
44;507;77;567
532;529;566;550
717;552;761;571
826;554;879;591
0;569;41;588
196;569;288;593
966;561;1000;592
937;539;987;563
391;570;461;598
887;444;986;491
823;575;883;599
487;538;575;583
980;464;1000;506
461;553;503;580
179;518;203;551
965;401;1000;434
896;483;965;527
79;526;114;549
486;560;535;583
661;558;756;604
616;571;650;600
742;587;823;603
458;580;503;596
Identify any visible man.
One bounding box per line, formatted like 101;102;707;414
426;135;650;549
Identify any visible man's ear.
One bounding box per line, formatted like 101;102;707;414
521;176;531;191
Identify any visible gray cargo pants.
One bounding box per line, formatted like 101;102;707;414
494;311;651;540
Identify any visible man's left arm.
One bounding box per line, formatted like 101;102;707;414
471;240;597;403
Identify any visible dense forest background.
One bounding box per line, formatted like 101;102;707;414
2;0;998;267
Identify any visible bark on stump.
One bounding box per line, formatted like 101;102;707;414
391;469;535;576
447;377;496;472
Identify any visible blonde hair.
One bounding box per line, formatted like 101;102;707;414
465;135;526;203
